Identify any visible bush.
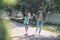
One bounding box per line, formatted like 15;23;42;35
11;18;24;23
2;19;10;40
0;10;10;40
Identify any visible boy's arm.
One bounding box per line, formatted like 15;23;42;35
39;15;43;21
42;15;43;21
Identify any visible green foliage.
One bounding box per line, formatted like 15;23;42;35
54;0;60;12
2;0;17;6
0;10;10;40
43;24;60;34
18;0;44;13
1;0;60;13
46;0;60;13
0;0;17;10
2;19;10;40
0;0;4;9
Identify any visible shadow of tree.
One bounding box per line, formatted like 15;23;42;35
11;34;60;40
0;26;4;40
9;20;24;29
56;35;60;40
0;20;4;40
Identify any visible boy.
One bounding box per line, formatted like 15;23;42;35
35;9;43;35
24;11;30;36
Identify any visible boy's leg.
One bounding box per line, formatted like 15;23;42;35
35;21;39;33
39;26;41;34
36;27;38;33
25;24;28;34
39;22;43;34
24;24;27;33
24;24;28;36
25;26;28;33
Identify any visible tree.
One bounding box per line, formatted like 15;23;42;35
2;0;17;6
1;0;18;16
46;0;60;13
0;0;4;10
16;0;47;15
54;0;60;12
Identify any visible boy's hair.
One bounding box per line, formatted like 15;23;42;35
26;13;28;16
39;8;43;11
27;11;30;13
25;11;30;16
39;7;43;11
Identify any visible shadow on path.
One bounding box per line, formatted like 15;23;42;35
9;20;24;29
11;34;60;40
9;20;60;40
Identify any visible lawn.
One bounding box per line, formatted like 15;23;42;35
0;10;10;40
0;19;10;40
10;18;60;35
43;24;60;35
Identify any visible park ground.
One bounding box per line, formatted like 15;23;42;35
9;20;60;40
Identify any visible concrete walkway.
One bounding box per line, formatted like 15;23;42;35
9;21;60;40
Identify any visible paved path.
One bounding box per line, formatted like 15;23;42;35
9;21;60;40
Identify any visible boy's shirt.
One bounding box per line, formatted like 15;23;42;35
38;14;43;21
35;11;40;21
24;16;29;24
36;11;43;21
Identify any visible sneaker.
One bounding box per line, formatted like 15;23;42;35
24;33;28;36
37;33;40;36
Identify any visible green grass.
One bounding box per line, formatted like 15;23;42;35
3;20;10;40
29;21;60;35
0;19;10;40
43;24;60;35
0;10;10;40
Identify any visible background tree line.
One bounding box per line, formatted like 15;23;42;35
0;0;60;16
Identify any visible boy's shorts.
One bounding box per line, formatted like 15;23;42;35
37;21;43;27
24;23;28;28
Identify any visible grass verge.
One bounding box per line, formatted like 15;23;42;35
43;24;60;35
0;19;10;40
